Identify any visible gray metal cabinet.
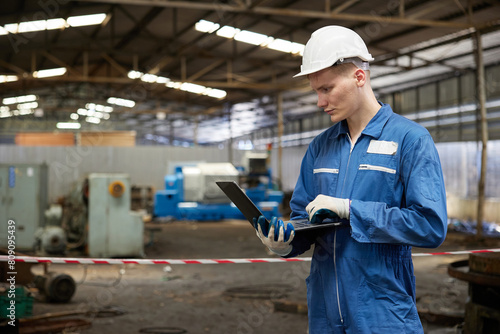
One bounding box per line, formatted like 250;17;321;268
0;164;48;250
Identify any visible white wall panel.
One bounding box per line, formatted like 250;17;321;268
0;145;231;202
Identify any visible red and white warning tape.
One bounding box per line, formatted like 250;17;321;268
1;248;499;265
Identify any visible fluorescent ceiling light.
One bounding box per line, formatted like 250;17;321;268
268;39;305;54
0;75;19;83
4;24;18;34
33;67;67;78
1;108;34;117
70;113;79;120
141;73;158;83
78;105;112;120
86;116;101;124
195;20;220;33
234;30;269;46
18;20;47;33
107;97;135;108
130;70;226;99
3;94;37;105
127;70;142;79
205;88;227;99
86;103;113;112
129;71;170;84
166;81;182;89
0;111;12;118
46;18;67;30
57;122;81;129
217;26;239;39
180;82;206;94
66;13;106;27
155;76;170;84
197;20;304;55
0;14;105;36
17;102;38;110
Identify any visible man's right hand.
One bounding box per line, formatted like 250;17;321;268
306;194;350;224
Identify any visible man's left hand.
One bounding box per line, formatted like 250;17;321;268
253;216;295;256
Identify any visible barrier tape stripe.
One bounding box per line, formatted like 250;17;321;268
1;248;499;265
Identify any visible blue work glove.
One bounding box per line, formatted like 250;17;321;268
306;194;350;224
253;216;295;256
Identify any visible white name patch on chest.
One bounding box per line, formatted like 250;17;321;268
367;140;398;155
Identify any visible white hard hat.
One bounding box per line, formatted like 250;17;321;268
294;25;374;78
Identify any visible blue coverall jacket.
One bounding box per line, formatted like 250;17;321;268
288;103;447;333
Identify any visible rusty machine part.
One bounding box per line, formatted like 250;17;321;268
448;253;500;334
34;272;76;303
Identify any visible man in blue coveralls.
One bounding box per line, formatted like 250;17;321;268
254;26;448;333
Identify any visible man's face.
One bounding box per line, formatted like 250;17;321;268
308;65;359;123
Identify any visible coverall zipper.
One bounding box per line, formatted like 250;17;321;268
334;229;343;324
335;134;356;325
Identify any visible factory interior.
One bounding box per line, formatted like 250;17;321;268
1;0;500;333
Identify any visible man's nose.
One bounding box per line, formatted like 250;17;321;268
317;94;327;108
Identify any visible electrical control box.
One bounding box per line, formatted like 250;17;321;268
87;173;144;258
0;164;48;250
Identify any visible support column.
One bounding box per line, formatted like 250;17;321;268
473;29;488;240
225;103;233;164
193;116;199;146
277;92;284;185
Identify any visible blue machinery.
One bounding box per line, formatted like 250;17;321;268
154;161;283;221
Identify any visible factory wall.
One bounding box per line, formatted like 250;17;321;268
268;145;308;193
436;141;500;223
0;145;239;202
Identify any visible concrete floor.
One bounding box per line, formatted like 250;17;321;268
28;220;500;334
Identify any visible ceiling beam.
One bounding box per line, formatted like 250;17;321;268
0;59;26;75
331;0;359;14
187;59;226;81
39;50;81;76
72;0;473;29
101;53;130;76
113;6;164;50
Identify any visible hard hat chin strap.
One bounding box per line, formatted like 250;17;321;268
335;57;370;71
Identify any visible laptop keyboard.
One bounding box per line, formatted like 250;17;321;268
290;220;310;228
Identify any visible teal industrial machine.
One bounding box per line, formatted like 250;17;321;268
154;154;283;221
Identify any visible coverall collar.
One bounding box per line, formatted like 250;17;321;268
331;102;392;140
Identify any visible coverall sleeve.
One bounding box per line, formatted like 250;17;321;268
350;134;448;248
285;145;318;257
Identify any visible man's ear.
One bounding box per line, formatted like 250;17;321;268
354;68;367;87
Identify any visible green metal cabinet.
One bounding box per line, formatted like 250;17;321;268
0;164;48;250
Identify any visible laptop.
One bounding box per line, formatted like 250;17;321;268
216;181;343;232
